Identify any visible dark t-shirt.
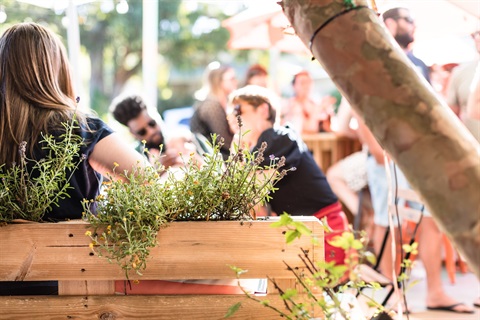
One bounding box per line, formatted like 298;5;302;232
407;51;431;83
41;117;113;221
189;98;233;160
253;127;338;216
0;117;113;295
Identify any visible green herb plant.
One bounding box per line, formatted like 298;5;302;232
0;118;85;223
84;117;293;277
227;213;417;320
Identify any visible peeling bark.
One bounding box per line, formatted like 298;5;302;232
281;0;480;277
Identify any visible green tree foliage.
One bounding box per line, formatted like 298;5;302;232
1;0;244;116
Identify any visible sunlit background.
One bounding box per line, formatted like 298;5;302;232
1;0;479;141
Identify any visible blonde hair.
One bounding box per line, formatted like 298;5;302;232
0;22;83;166
207;64;232;98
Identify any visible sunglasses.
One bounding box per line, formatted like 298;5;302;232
135;119;156;136
233;104;242;116
394;16;415;24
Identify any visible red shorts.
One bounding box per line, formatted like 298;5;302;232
313;201;349;265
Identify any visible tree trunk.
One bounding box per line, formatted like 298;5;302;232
281;0;480;277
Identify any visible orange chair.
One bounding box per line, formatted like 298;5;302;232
442;234;468;284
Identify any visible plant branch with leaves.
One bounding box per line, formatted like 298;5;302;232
83;123;293;276
227;213;417;320
0;118;85;223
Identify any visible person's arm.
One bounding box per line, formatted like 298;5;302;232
354;113;385;165
88;132;150;180
466;62;480;120
333;97;358;138
445;68;462;117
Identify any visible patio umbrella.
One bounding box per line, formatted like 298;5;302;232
221;2;309;54
223;0;479;62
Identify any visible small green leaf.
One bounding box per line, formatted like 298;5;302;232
270;212;293;228
291;221;312;236
228;265;248;275
352;239;363;250
328;235;348;249
281;288;298;300
260;300;270;306
364;251;377;265
224;302;242;318
285;229;301;243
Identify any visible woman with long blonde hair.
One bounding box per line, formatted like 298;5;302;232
189;63;238;160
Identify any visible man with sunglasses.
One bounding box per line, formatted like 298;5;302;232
110;95;201;169
383;8;430;82
227;85;348;266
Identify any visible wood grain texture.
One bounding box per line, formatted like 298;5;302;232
0;218;324;281
0;217;325;318
0;294;323;320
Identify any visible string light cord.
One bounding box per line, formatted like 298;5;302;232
309;5;370;54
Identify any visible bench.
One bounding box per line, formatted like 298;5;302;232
0;216;324;319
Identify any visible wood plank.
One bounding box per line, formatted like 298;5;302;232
0;294;325;320
0;218;324;281
58;281;115;295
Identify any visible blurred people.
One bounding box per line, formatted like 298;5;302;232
382;8;430;81
446;29;480;141
326;98;372;235
110;95;204;169
281;70;335;134
466;62;480;310
243;64;269;87
228;85;348;265
467;60;480;120
190;63;238;160
359;7;474;313
429;63;458;99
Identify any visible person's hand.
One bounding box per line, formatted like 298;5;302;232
160;151;182;169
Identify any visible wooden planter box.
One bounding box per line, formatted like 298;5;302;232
0;217;324;319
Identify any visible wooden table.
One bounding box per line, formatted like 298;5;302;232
302;132;362;172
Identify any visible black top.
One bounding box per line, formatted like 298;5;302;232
189;98;233;160
42;117;113;221
253;127;338;215
0;117;113;296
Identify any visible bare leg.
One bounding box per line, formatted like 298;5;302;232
326;162;359;214
373;225;397;280
420;218;474;312
373;224;410;311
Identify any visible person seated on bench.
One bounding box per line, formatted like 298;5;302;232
0;23;147;295
228;85;349;265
